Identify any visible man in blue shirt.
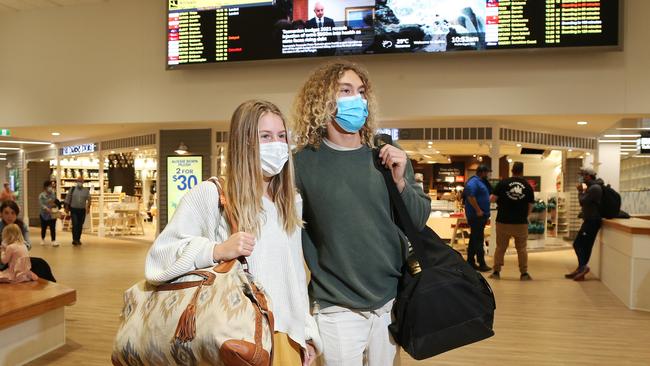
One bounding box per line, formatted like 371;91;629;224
464;164;493;272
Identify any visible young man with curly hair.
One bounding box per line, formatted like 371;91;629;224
292;61;431;366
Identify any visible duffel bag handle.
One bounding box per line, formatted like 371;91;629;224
156;270;216;291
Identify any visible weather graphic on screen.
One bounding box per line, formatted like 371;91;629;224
167;0;619;67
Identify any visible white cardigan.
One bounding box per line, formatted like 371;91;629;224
145;181;322;353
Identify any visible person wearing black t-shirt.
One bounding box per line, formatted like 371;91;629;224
489;161;534;281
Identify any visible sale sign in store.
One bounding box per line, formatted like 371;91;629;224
167;155;202;222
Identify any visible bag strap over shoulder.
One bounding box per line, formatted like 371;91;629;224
207;177;275;363
207;177;249;273
372;149;434;269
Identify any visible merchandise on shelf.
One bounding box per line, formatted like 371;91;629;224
528;199;547;238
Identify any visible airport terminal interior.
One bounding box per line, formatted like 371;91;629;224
1;0;650;365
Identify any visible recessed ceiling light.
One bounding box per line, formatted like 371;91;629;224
111;151;115;154
507;158;513;163
135;148;139;151
0;140;51;145
577;121;588;125
568;149;573;152
435;150;440;154
599;139;639;143
51;132;60;136
603;134;641;138
516;143;522;147
586;152;591;156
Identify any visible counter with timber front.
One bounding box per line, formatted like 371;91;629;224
0;279;77;365
592;218;650;312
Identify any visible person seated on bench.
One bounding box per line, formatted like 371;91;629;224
0;201;56;282
1;224;38;283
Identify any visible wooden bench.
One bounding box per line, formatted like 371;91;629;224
0;279;76;366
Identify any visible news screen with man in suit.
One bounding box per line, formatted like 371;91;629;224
167;0;620;67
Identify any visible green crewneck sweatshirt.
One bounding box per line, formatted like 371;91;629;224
294;143;431;311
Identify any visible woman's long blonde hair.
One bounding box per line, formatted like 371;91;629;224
225;100;302;236
292;61;378;149
2;224;24;245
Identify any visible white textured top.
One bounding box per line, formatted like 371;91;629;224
144;181;321;353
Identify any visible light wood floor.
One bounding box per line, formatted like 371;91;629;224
24;229;650;366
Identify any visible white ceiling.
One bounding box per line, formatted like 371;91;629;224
399;141;587;164
378;114;640;137
0;0;104;12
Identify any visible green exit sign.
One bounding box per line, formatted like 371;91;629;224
0;129;10;136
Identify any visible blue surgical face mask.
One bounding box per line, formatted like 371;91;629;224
335;95;368;133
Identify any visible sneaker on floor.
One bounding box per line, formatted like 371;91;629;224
520;273;533;281
40;239;46;246
564;268;580;279
489;271;500;280
72;241;80;246
573;267;590;281
477;264;492;273
51;241;59;247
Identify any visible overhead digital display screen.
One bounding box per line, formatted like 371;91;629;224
167;0;620;67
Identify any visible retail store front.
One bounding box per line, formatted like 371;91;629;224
52;135;159;241
388;125;596;253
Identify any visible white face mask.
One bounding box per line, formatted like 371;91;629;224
259;142;289;177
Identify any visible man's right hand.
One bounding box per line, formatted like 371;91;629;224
213;232;256;262
476;209;484;217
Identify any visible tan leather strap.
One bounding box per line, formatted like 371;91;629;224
214;258;237;273
250;281;275;365
209;177;271;362
156;270;215;291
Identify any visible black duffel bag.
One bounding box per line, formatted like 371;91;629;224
375;150;496;360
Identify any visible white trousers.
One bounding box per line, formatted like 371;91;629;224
314;300;400;366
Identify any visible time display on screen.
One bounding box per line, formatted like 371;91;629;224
167;0;620;67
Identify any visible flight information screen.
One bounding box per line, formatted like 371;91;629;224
167;0;620;67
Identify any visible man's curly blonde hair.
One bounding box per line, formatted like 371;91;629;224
292;61;378;149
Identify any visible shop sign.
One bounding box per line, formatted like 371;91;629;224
434;162;465;182
62;143;96;156
0;129;10;136
376;128;400;141
167;155;202;222
639;137;650;154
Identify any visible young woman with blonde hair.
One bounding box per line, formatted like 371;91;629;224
292;61;431;366
145;100;320;365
